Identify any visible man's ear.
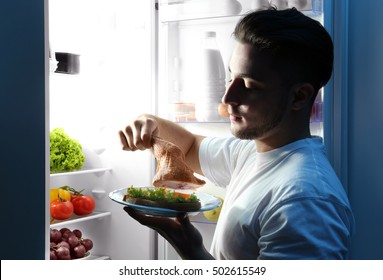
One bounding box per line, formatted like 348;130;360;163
291;83;315;111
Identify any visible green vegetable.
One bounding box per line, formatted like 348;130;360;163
50;128;85;173
126;186;199;203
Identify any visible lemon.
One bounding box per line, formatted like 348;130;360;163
203;198;223;222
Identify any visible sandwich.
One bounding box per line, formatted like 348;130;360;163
123;186;201;211
124;137;205;211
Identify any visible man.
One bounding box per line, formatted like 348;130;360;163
119;7;354;260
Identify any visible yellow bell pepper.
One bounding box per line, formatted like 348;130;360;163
50;188;72;202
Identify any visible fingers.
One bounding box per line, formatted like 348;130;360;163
124;206;151;225
124;206;176;236
124;206;148;221
125;206;190;227
176;213;194;230
124;205;137;216
124;206;162;227
176;212;190;224
118;115;159;151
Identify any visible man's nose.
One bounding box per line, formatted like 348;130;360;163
222;79;240;105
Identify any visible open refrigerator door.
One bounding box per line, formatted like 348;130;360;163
48;0;157;259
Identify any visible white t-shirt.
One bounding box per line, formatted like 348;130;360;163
199;136;354;260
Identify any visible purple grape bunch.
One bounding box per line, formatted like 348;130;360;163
50;228;93;260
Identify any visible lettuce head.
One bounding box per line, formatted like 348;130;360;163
50;128;85;173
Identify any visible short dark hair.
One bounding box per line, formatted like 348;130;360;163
234;7;333;92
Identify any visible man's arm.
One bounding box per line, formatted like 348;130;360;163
118;114;205;174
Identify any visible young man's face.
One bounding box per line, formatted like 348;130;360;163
223;42;294;142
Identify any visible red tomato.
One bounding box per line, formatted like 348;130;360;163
50;199;74;220
72;196;95;215
70;193;81;201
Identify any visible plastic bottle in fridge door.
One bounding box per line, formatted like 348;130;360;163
195;31;226;122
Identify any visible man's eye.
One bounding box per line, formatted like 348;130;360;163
245;80;263;90
226;78;260;90
244;80;255;89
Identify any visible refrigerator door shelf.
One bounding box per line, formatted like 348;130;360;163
50;211;111;228
159;0;320;23
50;167;112;177
159;0;243;23
86;254;111;260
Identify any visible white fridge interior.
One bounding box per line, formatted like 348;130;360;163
48;0;157;260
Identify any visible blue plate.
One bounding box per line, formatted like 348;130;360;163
109;186;222;217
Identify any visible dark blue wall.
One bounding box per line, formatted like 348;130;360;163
0;1;46;259
347;0;383;259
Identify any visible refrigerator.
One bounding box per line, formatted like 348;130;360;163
46;0;326;261
4;0;383;260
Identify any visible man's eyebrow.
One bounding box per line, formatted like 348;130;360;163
228;66;263;83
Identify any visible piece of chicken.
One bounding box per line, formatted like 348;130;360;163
151;136;205;189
